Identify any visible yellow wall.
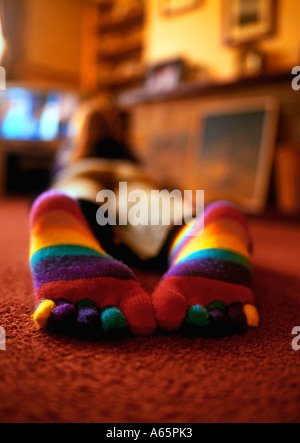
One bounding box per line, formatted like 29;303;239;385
144;0;300;80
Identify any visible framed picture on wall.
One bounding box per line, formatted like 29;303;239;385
223;0;277;46
191;97;279;213
161;0;202;16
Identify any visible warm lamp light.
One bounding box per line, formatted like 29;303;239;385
0;18;6;63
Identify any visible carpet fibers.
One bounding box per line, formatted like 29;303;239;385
0;198;299;423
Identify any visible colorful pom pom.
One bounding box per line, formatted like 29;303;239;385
32;299;56;329
76;303;101;338
185;305;209;327
227;303;248;333
243;304;260;328
208;307;230;335
49;301;77;332
101;307;128;333
207;301;227;311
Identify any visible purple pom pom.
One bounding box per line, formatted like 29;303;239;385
227;303;248;333
208;307;230;336
76;304;101;339
49;301;77;333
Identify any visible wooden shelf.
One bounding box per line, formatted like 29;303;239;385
99;10;144;33
81;2;145;94
98;42;142;61
118;71;293;106
99;72;144;90
97;4;145;94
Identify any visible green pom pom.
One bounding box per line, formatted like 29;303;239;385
77;299;98;309
207;301;226;311
185;305;209;327
101;307;128;332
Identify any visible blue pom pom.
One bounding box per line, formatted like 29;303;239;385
101;307;128;333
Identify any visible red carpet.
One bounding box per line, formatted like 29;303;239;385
0;198;299;423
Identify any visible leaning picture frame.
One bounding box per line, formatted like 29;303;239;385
223;0;277;46
190;97;279;213
144;58;186;94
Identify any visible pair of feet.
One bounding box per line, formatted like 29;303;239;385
30;192;259;339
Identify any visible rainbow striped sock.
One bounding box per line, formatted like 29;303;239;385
30;191;156;337
152;201;259;335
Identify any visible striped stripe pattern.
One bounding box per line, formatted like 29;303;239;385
168;201;253;291
152;201;258;332
169;201;252;269
30;191;135;306
29;191;157;336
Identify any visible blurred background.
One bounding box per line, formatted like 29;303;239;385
0;0;300;216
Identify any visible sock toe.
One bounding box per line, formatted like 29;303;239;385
76;302;101;339
33;300;56;329
120;290;157;336
185;305;209;328
208;307;231;336
152;285;188;331
101;307;128;333
243;304;260;328
228;303;248;333
49;301;77;332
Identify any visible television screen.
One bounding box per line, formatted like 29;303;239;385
0;87;79;142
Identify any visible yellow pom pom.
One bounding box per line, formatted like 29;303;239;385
243;304;259;328
32;300;56;329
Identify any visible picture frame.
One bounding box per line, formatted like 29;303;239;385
161;0;201;16
144;58;186;94
223;0;276;46
190;97;279;213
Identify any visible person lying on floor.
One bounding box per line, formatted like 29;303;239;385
29;97;259;339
